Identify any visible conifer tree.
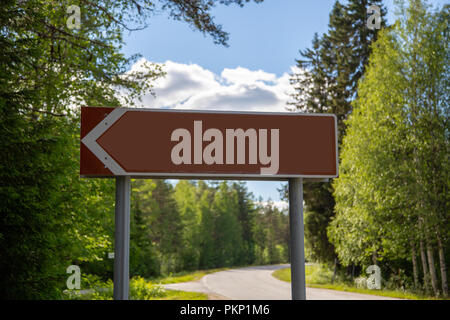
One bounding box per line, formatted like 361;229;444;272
287;0;386;264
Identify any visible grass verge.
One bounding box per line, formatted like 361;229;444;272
64;275;209;300
272;265;443;300
148;268;231;300
149;268;229;285
152;290;208;300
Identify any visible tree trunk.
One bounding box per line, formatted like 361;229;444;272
436;228;448;296
421;215;439;296
419;238;430;293
372;251;378;266
410;240;419;289
332;257;338;284
418;218;431;293
425;238;439;296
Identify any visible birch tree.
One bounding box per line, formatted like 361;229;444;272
330;0;448;296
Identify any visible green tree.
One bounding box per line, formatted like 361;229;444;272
211;182;243;267
253;199;268;264
231;182;257;265
197;181;217;269
151;180;184;274
130;180;159;278
0;0;263;299
330;0;449;296
174;180;201;270
286;0;386;265
253;200;289;265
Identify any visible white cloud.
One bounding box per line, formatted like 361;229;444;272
256;200;289;212
221;67;277;85
128;58;298;113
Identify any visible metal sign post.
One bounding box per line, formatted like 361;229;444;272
288;178;306;300
113;176;131;300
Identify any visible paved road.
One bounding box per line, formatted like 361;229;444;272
163;265;399;300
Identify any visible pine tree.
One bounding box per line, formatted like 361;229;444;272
212;182;244;267
287;0;386;265
151;180;184;274
174;180;202;270
198;181;218;269
231;182;257;265
130;180;160;277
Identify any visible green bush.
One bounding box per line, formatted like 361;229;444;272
129;276;166;299
305;264;334;284
64;275;166;300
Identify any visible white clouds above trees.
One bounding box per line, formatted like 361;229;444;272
125;58;297;112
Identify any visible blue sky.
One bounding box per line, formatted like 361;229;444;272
121;0;447;203
122;0;336;77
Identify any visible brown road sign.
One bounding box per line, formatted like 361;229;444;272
80;107;338;179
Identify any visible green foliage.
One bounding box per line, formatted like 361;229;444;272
155;290;208;300
330;0;449;295
0;0;265;299
130;179;290;284
210;182;243;266
130;179;181;277
130;277;166;299
273;265;444;300
232;182;258;265
252;200;289;265
287;0;386;265
272;264;333;285
65;276;167;300
174;180;202;270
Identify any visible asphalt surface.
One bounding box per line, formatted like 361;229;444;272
162;264;399;300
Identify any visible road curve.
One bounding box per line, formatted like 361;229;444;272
162;265;399;300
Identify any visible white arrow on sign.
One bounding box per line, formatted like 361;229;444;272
81;108;127;175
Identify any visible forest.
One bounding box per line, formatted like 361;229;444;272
0;0;448;299
287;0;449;297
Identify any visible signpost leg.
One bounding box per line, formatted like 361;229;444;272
288;178;306;300
113;176;131;300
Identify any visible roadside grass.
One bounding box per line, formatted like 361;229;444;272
272;267;291;282
272;265;445;300
147;267;231;300
75;267;231;300
64;275;209;300
152;290;207;300
66;265;259;300
65;288;207;300
150;264;290;285
148;268;229;285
